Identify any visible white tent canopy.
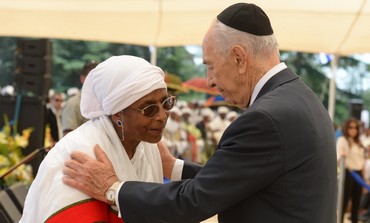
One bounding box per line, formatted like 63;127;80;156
1;0;370;119
1;0;370;55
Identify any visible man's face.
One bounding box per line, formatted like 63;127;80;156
51;94;63;110
202;24;250;108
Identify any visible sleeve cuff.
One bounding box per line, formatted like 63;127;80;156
171;159;184;181
116;159;184;216
115;181;125;218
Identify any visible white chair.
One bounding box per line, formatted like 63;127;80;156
0;189;21;223
7;182;28;210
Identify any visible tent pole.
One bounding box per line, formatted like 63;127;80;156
150;45;157;66
337;157;346;223
328;55;338;120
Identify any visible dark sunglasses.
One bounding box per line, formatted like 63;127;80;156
127;95;177;118
349;125;358;130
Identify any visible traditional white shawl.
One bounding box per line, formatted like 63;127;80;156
20;117;163;222
20;56;166;222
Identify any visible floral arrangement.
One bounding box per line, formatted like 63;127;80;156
0;115;34;187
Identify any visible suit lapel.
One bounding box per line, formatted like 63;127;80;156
255;68;299;102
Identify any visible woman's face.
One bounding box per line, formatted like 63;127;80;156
347;121;359;138
123;88;171;144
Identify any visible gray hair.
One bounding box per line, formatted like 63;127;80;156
213;20;280;59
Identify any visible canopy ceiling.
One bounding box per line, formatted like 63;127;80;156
1;0;370;55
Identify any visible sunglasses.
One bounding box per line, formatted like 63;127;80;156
127;95;177;118
349;125;358;130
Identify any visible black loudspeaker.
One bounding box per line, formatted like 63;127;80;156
0;96;47;177
349;99;363;120
14;39;52;98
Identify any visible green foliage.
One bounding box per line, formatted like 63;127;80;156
282;51;329;104
338;57;369;95
281;51;369;125
51;40;151;92
363;89;370;111
156;47;205;82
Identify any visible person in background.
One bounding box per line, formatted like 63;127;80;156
63;3;337;222
337;118;366;223
196;107;217;162
181;107;202;162
335;123;344;140
20;55;175;222
61;61;99;136
162;106;188;158
45;91;64;144
66;87;80;98
0;85;15;96
360;127;370;151
208;106;230;144
196;107;214;142
225;110;239;126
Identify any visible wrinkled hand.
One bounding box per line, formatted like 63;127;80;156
63;144;119;203
157;141;176;179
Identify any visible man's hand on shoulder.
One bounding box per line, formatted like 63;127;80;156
63;144;119;203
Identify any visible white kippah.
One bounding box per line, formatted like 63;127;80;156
80;55;167;119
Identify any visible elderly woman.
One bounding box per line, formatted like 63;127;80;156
20;55;176;222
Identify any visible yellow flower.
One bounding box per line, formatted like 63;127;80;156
22;128;33;140
14;134;29;148
0;155;10;168
0;132;6;144
0;115;34;186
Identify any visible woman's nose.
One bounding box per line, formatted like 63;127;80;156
155;106;169;121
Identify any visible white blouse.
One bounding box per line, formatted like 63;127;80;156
337;136;365;170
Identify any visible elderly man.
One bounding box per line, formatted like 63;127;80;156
63;3;337;222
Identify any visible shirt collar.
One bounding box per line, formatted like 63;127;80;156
249;62;287;106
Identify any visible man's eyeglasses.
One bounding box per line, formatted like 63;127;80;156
127;95;177;118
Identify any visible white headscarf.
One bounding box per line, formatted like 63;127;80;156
81;55;167;119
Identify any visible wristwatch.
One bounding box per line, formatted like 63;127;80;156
105;180;121;205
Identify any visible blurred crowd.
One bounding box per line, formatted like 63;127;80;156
162;101;241;164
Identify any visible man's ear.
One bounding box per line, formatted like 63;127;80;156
231;45;247;71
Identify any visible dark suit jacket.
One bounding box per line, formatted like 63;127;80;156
45;107;60;142
119;68;337;223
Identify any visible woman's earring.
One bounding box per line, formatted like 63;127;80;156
118;114;124;141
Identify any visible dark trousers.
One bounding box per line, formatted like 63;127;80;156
341;169;363;223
